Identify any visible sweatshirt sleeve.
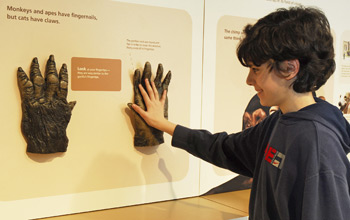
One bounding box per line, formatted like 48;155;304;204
301;171;350;220
171;123;269;177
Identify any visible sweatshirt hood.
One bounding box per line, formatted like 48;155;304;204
282;98;350;154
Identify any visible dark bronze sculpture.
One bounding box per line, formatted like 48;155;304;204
17;55;76;153
128;62;171;146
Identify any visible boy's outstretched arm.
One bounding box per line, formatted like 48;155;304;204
130;78;177;136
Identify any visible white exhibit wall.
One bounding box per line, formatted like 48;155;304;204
0;0;204;219
200;0;349;194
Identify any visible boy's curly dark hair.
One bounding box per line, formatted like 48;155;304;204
236;7;335;93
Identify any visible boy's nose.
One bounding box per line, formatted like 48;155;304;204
246;69;255;86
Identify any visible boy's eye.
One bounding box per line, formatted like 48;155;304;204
252;68;259;73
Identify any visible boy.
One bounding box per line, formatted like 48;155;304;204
130;6;350;220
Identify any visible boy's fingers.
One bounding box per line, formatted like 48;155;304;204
129;103;146;118
145;79;155;100
160;89;167;103
151;81;159;100
138;83;150;104
141;62;152;89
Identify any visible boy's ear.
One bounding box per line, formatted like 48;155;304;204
284;59;300;80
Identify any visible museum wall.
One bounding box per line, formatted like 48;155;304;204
0;0;203;219
0;0;349;219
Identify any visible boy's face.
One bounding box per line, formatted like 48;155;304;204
246;61;291;108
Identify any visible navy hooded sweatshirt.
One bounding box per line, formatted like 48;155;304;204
171;99;350;220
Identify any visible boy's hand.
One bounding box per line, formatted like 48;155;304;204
17;55;76;153
128;62;171;146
